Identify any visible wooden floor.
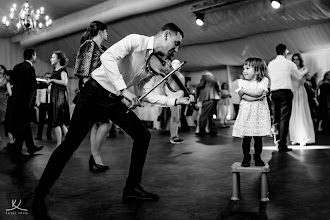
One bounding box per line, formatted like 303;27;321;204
0;122;329;220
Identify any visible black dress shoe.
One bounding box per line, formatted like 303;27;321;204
278;147;293;152
123;184;159;201
27;146;44;155
35;136;42;141
31;194;47;216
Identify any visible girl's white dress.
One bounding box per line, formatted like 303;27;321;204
289;67;315;144
233;78;271;137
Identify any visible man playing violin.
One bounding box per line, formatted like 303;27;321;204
32;23;194;216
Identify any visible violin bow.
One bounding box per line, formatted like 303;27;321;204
126;61;186;113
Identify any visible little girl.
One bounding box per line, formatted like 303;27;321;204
232;57;271;167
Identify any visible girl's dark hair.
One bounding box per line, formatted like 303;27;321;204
53;51;69;66
0;65;8;74
291;53;304;68
244;57;269;82
80;21;107;44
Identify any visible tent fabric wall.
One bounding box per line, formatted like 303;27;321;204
1;0;330;88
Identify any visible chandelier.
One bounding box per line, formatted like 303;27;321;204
2;1;52;34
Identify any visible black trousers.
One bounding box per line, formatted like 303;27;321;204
12;123;35;153
199;100;218;133
242;136;263;155
37;103;52;138
12;104;36;153
35;79;151;195
271;89;293;149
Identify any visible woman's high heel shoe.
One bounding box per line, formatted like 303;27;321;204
89;155;109;172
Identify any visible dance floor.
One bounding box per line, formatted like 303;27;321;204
0;122;329;220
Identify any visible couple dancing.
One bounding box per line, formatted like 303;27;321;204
268;44;314;151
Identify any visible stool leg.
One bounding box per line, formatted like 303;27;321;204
231;172;240;201
260;173;269;202
237;172;240;195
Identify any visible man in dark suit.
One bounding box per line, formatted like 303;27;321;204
196;71;221;135
10;49;44;157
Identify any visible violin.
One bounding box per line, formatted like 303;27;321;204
146;53;199;111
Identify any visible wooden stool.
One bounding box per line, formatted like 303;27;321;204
230;162;270;202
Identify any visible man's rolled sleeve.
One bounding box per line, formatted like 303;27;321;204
112;78;127;92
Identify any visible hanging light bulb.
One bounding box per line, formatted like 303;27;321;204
2;16;7;25
271;0;281;9
195;12;204;26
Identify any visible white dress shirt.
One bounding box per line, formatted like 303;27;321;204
25;60;33;66
91;34;176;106
268;55;305;91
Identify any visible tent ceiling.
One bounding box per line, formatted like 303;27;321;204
1;0;330;71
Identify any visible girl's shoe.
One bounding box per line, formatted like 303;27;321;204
254;154;265;166
241;154;251;167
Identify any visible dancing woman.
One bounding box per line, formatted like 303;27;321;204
48;51;70;147
289;53;315;146
74;21;112;171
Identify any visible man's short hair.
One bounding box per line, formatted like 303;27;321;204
161;23;184;38
276;44;286;55
24;49;36;60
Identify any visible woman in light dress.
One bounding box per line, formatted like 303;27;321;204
289;53;315;146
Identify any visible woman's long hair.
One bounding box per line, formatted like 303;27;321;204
292;53;304;68
80;21;107;45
